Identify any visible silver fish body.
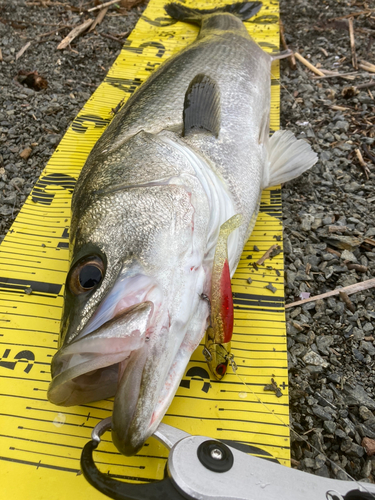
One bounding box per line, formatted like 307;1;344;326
48;2;317;456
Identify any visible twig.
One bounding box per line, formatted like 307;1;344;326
0;48;3;62
294;52;325;76
312;71;358;80
363;143;375;164
347;263;368;273
57;19;93;49
348;17;358;70
328;226;347;234
329;9;375;21
98;32;122;43
339;291;356;313
256;244;280;265
88;0;120;12
355;148;370;180
279;19;296;70
356;80;375;89
37;25;71;38
285;278;375;309
16;41;31;60
359;60;375;73
327;247;341;257
89;7;108;32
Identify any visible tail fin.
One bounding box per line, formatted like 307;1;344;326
165;2;262;26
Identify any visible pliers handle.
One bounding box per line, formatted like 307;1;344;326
81;418;375;500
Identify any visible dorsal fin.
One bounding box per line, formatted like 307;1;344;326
183;74;221;138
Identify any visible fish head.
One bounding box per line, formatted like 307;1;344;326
48;131;212;455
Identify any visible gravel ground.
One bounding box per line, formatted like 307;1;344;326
281;0;375;484
1;0;375;486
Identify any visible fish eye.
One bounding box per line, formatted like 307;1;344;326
68;256;105;295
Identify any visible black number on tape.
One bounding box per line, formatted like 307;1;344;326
122;40;166;58
158;31;176;39
180;367;211;393
31;173;77;205
145;62;161;72
72;114;111;134
105;76;143;94
0;348;35;374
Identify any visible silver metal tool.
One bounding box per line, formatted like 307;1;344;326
81;418;375;500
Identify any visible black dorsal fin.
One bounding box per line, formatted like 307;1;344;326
165;2;263;25
183;74;221;138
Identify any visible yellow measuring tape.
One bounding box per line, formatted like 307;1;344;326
0;1;289;497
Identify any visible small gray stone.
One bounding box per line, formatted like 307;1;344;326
316;335;334;356
360;341;375;356
359;406;375;422
312;405;332;421
340;437;353;452
361;459;372;478
0;205;12;216
352;327;365;341
324;421;337;433
353;348;365;362
335;429;347;439
348;443;364;458
284;237;293;254
315;464;331;478
343;384;375;410
286;271;296;286
344;181;362;193
265;283;277;293
341;249;357;263
328;373;341;384
306;365;324;375
314;453;326;469
363;322;374;333
301;214;314;231
303;350;329;368
334;120;349;132
9;177;25;188
302;457;315;469
3;193;17;205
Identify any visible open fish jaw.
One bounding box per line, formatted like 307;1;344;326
48;301;154;406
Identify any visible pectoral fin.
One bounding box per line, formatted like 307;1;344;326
183;74;221;138
262;129;318;188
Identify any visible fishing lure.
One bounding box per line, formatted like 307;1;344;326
204;214;242;379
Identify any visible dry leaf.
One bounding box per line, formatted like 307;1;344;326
20;147;33;160
17;70;48;91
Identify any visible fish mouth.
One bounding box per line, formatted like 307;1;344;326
48;262;210;456
47;301;154;407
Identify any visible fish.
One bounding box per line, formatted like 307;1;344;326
47;1;318;456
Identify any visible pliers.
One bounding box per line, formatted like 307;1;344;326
81;417;375;500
